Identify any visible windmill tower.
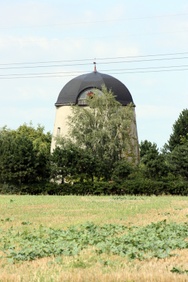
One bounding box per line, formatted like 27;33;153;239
51;66;139;162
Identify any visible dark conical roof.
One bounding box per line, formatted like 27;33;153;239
55;71;134;106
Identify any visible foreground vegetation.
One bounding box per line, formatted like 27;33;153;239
0;195;188;281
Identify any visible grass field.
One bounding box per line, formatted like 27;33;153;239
0;195;188;282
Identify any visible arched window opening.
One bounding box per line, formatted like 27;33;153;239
78;88;103;105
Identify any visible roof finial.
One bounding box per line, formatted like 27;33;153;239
93;61;97;72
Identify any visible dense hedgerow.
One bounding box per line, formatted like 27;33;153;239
1;178;188;196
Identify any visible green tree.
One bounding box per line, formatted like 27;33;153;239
168;141;188;180
166;109;188;152
16;123;52;181
0;129;35;185
111;159;134;182
0;124;51;187
51;139;98;183
139;140;169;179
65;86;137;180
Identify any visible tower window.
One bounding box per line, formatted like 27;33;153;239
78;88;103;105
57;127;61;135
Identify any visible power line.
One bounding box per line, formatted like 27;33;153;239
0;58;92;66
1;51;188;70
1;64;188;77
1;65;188;79
96;51;188;61
0;70;84;77
1;12;188;30
103;64;188;72
109;68;188;75
1;51;188;79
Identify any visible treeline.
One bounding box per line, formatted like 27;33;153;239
0;91;188;195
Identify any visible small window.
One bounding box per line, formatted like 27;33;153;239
57;127;61;135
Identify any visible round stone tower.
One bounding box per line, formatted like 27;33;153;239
51;68;139;162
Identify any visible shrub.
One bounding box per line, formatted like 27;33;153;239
118;179;166;195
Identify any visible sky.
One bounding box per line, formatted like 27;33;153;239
0;0;188;149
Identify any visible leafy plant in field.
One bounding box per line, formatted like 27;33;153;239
171;267;188;275
97;220;188;260
0;221;187;262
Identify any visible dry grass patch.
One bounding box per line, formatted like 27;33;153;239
0;195;188;281
1;251;188;282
